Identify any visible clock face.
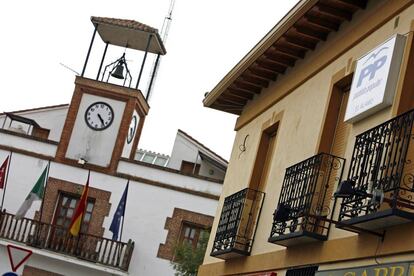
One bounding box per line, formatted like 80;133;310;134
84;102;114;130
127;115;138;144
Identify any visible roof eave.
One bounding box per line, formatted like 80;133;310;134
203;0;317;108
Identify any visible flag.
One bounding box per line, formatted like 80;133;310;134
109;182;129;240
0;156;9;189
69;173;90;236
15;166;47;220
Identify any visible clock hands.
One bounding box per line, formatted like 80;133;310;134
97;113;105;127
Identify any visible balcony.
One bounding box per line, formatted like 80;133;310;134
0;211;134;271
337;109;414;231
210;188;265;260
269;153;345;247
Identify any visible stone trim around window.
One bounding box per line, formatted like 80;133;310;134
157;207;214;261
23;265;63;276
37;177;111;237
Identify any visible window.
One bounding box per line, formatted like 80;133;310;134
157;208;214;261
53;192;95;233
154;156;168;166
142;153;156;163
180;161;200;175
180;223;208;249
286;266;318;276
135;151;144;161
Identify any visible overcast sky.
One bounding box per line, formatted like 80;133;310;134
0;0;298;159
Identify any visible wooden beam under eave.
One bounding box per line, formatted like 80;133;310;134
305;14;340;32
249;66;278;81
293;26;328;41
227;87;255;100
282;35;317;51
211;103;242;115
270;45;306;60
336;0;367;10
229;84;260;96
240;73;269;88
221;93;249;105
216;98;245;108
315;3;353;21
261;52;296;67
257;57;290;71
255;61;287;75
234;79;262;94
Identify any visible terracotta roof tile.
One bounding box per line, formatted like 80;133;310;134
91;16;159;34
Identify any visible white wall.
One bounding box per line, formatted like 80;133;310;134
65;94;126;167
0;131;57;157
168;132;227;180
118;160;222;196
0;149;220;276
0;106;68;142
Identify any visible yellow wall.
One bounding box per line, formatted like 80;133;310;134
201;0;414;275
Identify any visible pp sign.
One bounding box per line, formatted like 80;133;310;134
345;34;406;123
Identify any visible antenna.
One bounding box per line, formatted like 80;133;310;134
59;62;80;75
146;0;176;102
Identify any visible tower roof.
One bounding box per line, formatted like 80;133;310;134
91;16;166;55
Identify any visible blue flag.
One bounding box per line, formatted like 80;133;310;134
109;183;129;240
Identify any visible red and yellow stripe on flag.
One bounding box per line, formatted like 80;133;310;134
69;173;90;236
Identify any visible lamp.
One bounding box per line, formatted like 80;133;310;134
334;180;356;198
371;188;384;205
78;158;87;165
334;179;369;198
273;203;291;222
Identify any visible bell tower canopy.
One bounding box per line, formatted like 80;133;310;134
90;16;166;55
80;16;167;99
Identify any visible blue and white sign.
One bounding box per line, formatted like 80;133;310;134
345;34;406;123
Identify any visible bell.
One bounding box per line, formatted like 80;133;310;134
111;63;125;79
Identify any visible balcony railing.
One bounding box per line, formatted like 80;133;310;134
337;109;414;230
0;211;134;271
269;153;345;246
210;188;265;259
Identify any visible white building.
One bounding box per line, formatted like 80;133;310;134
0;16;226;276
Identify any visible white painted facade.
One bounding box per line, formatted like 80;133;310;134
0;106;223;275
66;94;126;167
0;105;68;142
168;130;227;181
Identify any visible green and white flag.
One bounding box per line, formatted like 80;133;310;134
15;167;47;220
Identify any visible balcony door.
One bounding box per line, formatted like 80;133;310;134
330;89;350;158
48;193;94;251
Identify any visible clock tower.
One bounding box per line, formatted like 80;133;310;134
56;17;166;173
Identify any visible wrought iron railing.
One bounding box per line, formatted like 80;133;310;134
338;109;414;223
211;188;265;259
0;211;134;271
269;153;345;245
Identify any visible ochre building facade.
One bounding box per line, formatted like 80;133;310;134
200;0;414;275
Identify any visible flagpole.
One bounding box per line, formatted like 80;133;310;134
119;179;130;242
38;160;51;224
75;169;90;254
79;169;91;235
0;151;13;211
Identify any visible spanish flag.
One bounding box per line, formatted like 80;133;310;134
69;172;90;236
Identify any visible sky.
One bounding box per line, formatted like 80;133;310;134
0;0;299;160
